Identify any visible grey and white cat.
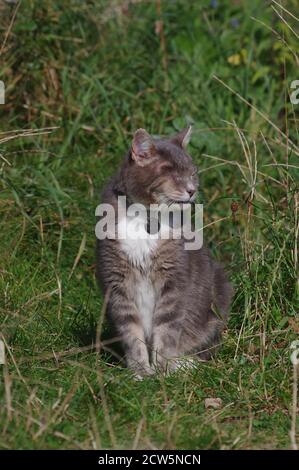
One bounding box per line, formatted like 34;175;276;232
96;127;233;377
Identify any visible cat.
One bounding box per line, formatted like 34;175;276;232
96;126;233;378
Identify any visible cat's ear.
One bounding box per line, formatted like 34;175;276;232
131;129;156;167
171;125;192;149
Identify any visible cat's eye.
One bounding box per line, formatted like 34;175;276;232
159;162;173;172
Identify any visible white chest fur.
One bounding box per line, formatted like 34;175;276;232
118;212;157;337
118;212;158;269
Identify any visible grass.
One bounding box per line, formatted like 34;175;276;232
0;0;298;450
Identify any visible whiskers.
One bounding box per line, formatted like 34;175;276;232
158;194;193;208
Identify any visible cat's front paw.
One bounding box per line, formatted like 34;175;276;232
130;364;155;381
153;356;198;375
133;373;148;381
167;357;197;373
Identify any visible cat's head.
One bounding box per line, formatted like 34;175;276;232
122;127;198;206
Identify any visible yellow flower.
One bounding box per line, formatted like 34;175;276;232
228;53;241;66
228;49;247;66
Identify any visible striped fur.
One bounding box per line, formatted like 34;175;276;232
96;128;233;376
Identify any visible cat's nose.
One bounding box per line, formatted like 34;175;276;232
187;189;195;198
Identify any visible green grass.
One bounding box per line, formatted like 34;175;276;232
0;0;298;449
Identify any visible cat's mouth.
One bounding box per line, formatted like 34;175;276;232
155;193;196;207
163;200;195;212
168;198;195;206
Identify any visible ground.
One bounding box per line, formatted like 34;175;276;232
0;0;298;450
